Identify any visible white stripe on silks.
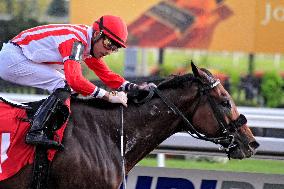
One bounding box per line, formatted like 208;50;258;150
120;81;130;91
21;34;80;62
25;34;80;50
0;133;11;173
73;24;89;30
63;56;69;62
21;25;87;39
13;26;88;44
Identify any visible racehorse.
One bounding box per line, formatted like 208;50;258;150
0;63;259;189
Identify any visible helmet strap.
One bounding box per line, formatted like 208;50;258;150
90;30;103;57
90;17;104;57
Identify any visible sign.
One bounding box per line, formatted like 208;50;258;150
122;166;284;189
70;0;284;53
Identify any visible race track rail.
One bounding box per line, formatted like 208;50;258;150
1;93;284;160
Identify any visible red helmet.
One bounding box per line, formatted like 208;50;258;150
92;15;128;48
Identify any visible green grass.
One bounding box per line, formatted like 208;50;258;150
92;48;284;78
138;157;284;175
82;48;284;106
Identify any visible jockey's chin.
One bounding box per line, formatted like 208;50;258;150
92;51;106;59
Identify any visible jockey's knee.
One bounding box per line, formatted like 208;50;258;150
53;85;71;102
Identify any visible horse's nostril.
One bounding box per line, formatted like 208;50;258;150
249;141;260;149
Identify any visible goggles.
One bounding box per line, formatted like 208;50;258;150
102;36;119;52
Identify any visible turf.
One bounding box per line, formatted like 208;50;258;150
138;157;284;174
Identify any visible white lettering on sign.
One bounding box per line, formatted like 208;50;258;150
261;1;284;25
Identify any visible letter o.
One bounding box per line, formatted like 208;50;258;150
273;7;284;21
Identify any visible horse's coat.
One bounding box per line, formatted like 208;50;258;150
0;64;258;189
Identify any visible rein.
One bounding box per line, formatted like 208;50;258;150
143;79;247;156
153;87;232;145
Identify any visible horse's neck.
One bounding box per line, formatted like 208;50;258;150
66;88;194;174
123;93;182;171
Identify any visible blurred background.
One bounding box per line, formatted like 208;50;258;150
1;0;284;181
0;0;283;108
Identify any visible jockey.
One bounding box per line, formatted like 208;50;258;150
0;15;155;149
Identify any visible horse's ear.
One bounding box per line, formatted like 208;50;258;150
191;61;200;78
191;61;215;84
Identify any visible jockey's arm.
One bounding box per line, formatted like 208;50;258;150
59;39;102;97
64;61;127;106
85;57;157;92
84;57;139;91
64;59;97;96
59;40;128;106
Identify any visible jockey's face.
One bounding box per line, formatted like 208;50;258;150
91;32;118;59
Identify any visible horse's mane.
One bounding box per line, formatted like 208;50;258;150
25;69;212;113
157;73;195;89
70;75;163;108
70;96;119;109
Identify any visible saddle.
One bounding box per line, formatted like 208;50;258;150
0;96;68;131
0;95;69;188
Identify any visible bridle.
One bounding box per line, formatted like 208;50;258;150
140;78;247;158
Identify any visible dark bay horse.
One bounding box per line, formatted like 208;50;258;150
0;63;259;189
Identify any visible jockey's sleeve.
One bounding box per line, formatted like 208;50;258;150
85;57;135;91
58;39;99;96
64;60;97;96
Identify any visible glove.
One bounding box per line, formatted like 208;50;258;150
107;91;128;107
137;82;157;91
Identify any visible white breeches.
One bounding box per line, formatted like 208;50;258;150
0;43;66;93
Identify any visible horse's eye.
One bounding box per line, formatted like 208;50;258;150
221;100;231;109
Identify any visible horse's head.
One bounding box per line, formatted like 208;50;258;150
189;62;259;159
156;62;259;159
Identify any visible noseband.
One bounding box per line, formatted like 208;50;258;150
150;79;247;157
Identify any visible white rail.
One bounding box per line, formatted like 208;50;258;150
155;107;284;164
238;106;284;129
1;93;284;161
1;93;283;128
157;134;284;160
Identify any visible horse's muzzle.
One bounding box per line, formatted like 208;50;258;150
248;140;260;156
249;140;260;150
228;139;259;159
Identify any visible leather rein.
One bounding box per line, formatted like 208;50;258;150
138;79;247;157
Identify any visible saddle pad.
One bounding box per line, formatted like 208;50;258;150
0;102;34;181
0;93;48;103
0;95;30;108
0;101;67;181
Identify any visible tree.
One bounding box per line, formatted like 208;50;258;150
261;72;284;107
47;0;68;17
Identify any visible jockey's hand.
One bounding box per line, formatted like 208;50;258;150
104;91;128;107
136;82;157;91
